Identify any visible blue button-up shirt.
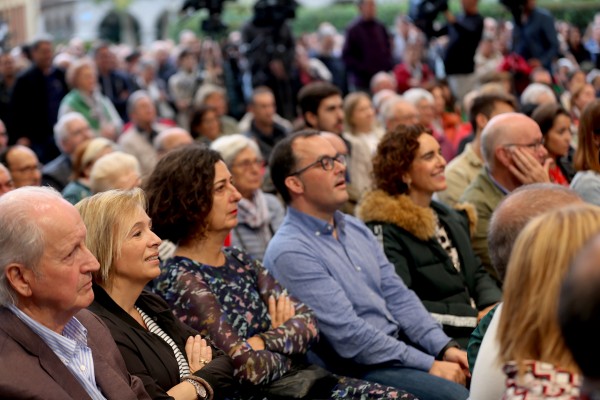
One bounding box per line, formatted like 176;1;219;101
264;207;450;371
9;305;107;400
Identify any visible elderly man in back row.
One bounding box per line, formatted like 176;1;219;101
118;90;173;177
459;112;551;284
42;112;94;191
264;131;470;400
0;187;150;399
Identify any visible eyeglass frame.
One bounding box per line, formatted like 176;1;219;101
502;140;545;151
288;153;347;177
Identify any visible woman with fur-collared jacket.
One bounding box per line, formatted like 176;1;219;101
357;124;501;347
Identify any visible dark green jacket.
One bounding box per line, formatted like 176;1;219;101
357;190;502;347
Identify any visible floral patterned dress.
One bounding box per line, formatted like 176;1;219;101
155;247;416;399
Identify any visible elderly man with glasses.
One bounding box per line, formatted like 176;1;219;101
0;144;42;188
264;130;471;400
460;112;551;284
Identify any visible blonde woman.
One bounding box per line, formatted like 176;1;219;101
342;92;384;205
78;189;235;399
496;204;600;397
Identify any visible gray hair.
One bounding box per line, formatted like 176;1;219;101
520;83;556;105
53;112;87;153
0;187;63;306
194;83;226;108
403;88;434;106
381;95;404;123
90;151;140;193
126;90;153;117
210;134;261;167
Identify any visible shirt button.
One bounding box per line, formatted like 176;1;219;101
315;231;320;236
80;365;86;372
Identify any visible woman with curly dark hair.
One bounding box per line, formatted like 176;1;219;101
144;144;417;399
356;125;501;348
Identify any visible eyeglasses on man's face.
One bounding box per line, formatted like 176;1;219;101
503;140;544;151
289;153;347;176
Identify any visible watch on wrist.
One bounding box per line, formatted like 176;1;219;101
185;378;207;400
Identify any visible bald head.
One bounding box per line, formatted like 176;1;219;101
154;127;193;157
480;112;544;168
489;183;582;282
4;145;42;188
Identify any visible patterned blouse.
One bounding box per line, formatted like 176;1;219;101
155;247;416;400
154;247;318;385
503;360;581;399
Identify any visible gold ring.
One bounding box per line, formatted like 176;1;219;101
199;359;208;365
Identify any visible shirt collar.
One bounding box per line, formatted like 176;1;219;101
8;304;88;360
287;206;346;238
486;168;510;195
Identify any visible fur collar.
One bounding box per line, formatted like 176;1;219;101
357;190;477;241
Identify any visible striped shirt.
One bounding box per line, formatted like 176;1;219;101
9;305;107;400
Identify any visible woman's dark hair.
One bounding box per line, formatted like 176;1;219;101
531;103;569;137
189;105;218;139
144;144;222;245
373;124;431;196
575;99;600;172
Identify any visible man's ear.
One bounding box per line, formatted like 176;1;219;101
495;146;512;168
305;112;318;129
475;113;488;133
285;175;305;196
4;264;34;298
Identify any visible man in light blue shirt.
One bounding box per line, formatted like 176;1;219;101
0;186;149;399
264;130;470;400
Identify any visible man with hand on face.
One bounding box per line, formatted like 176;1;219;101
0;187;150;399
460;112;550;284
264;131;470;400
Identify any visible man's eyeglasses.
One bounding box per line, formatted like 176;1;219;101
503;140;544;151
11;163;41;174
289;153;346;176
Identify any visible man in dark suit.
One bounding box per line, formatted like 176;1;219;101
9;36;68;164
0;186;150;400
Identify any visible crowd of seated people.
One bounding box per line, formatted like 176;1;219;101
3;4;600;399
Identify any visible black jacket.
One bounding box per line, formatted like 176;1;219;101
357;191;501;347
88;285;235;400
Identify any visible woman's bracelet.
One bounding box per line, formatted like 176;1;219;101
182;374;213;400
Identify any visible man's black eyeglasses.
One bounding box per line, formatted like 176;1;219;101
289;153;347;176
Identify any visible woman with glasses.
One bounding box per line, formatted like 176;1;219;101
571;99;600;206
357;124;501;347
146;144;416;399
210;134;284;261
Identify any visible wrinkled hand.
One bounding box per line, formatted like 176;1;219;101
268;294;295;329
429;360;467;385
477;303;497;324
185;335;212;373
508;147;551;184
